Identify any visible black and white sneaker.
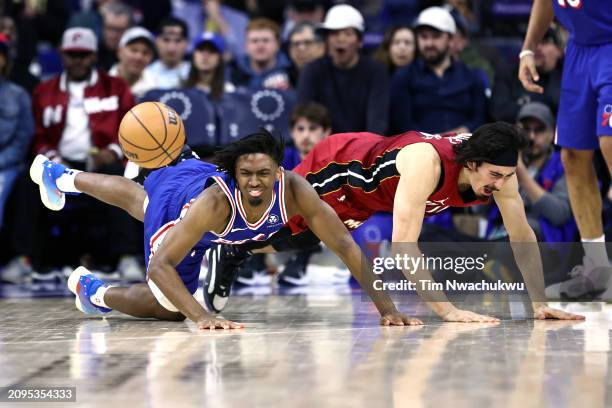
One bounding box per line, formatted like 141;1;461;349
203;245;249;313
236;254;270;286
277;249;315;286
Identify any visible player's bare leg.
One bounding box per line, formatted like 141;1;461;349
74;172;147;221
599;136;612;174
561;148;602;239
30;154;146;221
103;284;185;321
67;265;197;322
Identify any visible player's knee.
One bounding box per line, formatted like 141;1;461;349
598;136;612;162
155;309;186;322
561;148;593;173
147;278;181;313
335;235;356;256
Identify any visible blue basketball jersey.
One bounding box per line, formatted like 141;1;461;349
553;0;612;45
144;159;289;267
198;167;289;246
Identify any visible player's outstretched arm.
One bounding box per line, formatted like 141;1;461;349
286;172;420;326
393;144;499;323
494;177;584;320
148;186;244;330
519;0;555;93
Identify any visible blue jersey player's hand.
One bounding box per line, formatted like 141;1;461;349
518;52;544;94
197;315;244;330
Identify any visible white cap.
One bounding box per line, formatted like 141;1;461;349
318;4;364;32
119;27;154;48
61;27;97;52
414;6;456;35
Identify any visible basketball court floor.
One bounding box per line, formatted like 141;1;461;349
1;283;611;407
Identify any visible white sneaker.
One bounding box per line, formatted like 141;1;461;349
255;270;271;285
29;154;68;211
0;256;33;283
546;256;612;300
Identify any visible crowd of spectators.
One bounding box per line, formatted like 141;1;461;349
0;0;608;286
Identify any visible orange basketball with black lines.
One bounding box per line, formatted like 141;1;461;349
118;102;186;169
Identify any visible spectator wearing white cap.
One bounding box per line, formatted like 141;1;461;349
109;27;158;99
297;4;389;134
389;6;486;135
2;27;139;283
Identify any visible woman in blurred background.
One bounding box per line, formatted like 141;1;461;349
183;31;234;100
374;25;416;75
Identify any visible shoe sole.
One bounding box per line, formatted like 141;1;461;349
278;274;309;286
68;266;92;295
236;275;262;286
68;266;95;314
202;249;220;313
545;282;603;301
30;154;65;211
202;247;223;314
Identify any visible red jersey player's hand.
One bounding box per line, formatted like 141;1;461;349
518;53;544;94
533;305;585;320
380;312;423;326
441;309;500;323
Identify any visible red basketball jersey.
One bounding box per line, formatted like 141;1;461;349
288;131;489;233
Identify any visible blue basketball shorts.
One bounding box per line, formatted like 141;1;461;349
142;165;210;311
556;41;612;149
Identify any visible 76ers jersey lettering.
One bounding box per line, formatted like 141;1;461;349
144;159;289;270
553;0;612;45
203;171;289;245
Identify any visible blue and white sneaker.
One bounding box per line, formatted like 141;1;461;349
67;266;112;315
29;154;69;211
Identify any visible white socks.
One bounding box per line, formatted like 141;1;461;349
90;285;112;309
55;169;82;193
582;235;609;268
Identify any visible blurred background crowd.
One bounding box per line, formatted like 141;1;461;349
0;0;609;288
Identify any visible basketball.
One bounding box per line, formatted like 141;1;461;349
118;102;185;169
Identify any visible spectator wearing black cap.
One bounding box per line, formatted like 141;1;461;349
389;6;486;135
286;22;324;87
282;0;327;40
184;31;235;99
109;27;157;99
490;27;564;123
487;102;575;242
0;33;34;230
297;4;389;134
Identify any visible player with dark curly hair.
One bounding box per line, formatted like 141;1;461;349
29;129;417;330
